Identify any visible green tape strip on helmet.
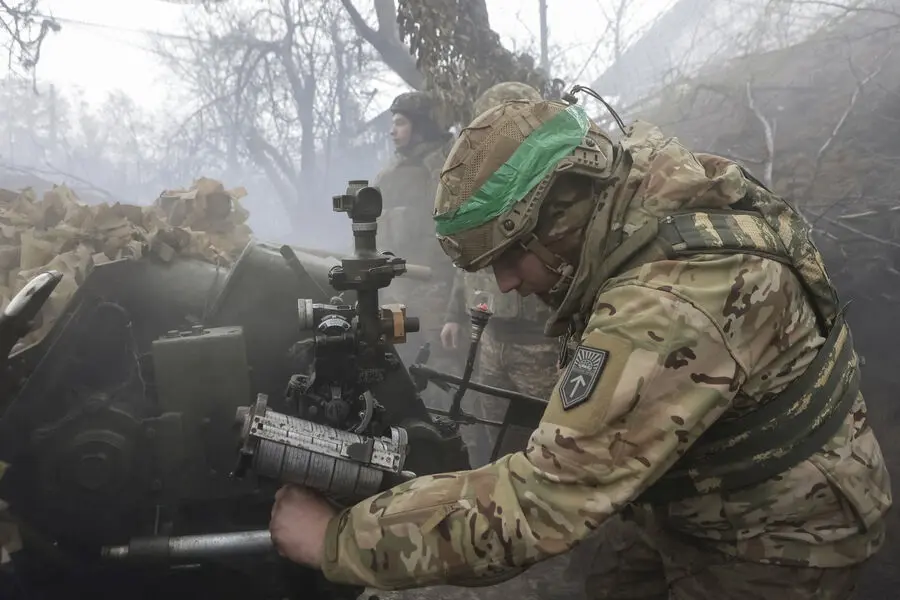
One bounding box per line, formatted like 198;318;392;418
434;104;590;236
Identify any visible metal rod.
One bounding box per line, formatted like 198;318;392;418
427;406;504;428
409;364;547;408
101;530;274;563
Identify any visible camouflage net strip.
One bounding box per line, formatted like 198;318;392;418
396;0;546;126
0;177;252;350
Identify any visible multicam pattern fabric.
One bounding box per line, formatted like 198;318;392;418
320;117;891;593
444;82;560;470
472;82;543;121
571;514;865;600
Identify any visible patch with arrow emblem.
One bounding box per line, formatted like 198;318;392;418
560;345;609;410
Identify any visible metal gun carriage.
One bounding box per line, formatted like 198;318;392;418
0;181;546;600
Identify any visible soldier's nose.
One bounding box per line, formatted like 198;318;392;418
492;264;520;294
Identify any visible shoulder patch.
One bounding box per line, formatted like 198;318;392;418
560;345;609;410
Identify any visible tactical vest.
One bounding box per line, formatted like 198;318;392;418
462;269;551;322
560;171;858;503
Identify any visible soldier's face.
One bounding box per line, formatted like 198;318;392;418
491;246;560;299
391;114;413;148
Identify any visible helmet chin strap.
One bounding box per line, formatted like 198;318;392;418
521;233;575;304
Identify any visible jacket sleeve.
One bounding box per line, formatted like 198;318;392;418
442;270;468;324
320;281;750;590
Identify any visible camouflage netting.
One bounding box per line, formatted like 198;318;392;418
0;177;252;350
396;0;546;126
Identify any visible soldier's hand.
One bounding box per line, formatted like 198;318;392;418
269;484;337;569
441;322;460;349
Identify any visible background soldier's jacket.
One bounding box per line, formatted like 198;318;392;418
444;269;551;341
374;137;452;271
320;122;892;590
373;136;455;340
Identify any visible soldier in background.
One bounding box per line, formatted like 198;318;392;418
440;82;559;465
373;91;456;371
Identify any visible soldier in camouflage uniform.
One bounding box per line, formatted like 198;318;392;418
374;91;455;368
441;83;559;463
269;97;892;599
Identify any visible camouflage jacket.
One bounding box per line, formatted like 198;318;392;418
374;136;453;268
320;122;891;590
373;137;455;319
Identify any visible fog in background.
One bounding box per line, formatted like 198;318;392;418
4;1;900;598
0;0;671;254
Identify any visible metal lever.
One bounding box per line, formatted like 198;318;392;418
0;270;62;361
448;303;492;420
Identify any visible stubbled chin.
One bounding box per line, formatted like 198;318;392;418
536;292;553;306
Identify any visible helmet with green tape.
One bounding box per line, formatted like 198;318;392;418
433;99;619;272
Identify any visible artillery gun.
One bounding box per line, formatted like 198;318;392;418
0;181;548;600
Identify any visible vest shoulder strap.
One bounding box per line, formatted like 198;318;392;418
619;209;795;275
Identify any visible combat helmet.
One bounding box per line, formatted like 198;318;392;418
433;100;621;272
390;91;449;143
390;91;436;120
473;81;543;117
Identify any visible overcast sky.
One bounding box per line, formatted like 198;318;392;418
24;0;673;114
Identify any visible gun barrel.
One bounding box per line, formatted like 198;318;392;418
101;530;274;563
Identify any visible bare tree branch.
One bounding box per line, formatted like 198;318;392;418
839;205;900;220
745;81;776;187
820;214;900;248
815;46;892;166
1;0;60;77
152;0;383;231
339;0;423;89
0;159;116;201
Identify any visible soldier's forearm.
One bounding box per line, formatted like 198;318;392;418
318;450;614;590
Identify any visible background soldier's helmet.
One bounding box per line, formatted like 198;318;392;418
433;100;620;271
473;82;543;117
390;91;437;122
390;91;445;139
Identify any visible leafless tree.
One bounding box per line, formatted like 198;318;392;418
1;0;59;76
156;0;386;229
337;0;422;89
0;72;270;210
622;0;900;292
